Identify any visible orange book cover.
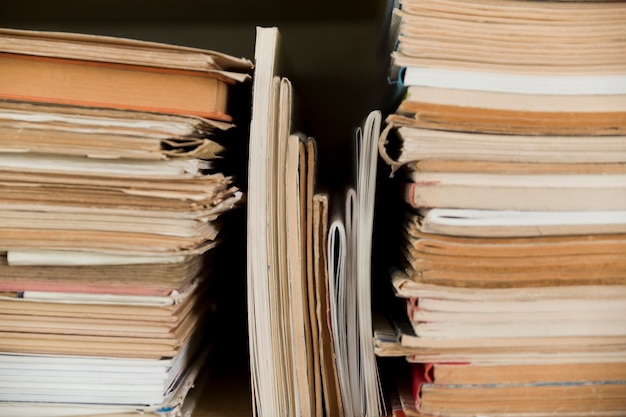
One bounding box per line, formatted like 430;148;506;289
0;53;232;120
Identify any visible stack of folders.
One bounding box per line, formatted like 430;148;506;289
375;0;626;416
0;28;253;417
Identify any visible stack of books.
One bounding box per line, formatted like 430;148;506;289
246;27;386;417
247;26;325;417
375;0;626;415
0;28;253;417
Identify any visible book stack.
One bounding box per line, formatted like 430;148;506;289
0;28;253;417
247;26;323;417
247;27;386;417
375;0;626;415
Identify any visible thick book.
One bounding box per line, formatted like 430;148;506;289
400;225;626;288
0;28;253;120
417;361;626;386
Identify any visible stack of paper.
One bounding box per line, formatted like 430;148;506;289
247;26;320;417
246;27;385;417
0;28;252;417
325;110;386;417
375;0;626;415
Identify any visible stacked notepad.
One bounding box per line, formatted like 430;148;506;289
0;28;252;417
376;0;626;415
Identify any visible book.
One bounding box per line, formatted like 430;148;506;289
399;226;626;288
246;26;287;416
378;124;626;175
400;67;626;95
0;28;253;120
417;361;626;386
312;193;345;417
0;28;253;74
374;307;626;363
409;363;626;417
0;252;209;297
389;268;626;303
386;104;626;136
0;99;234;160
386;85;626;149
305;140;324;417
400;167;626;211
285;130;315;417
406;207;626;238
399;86;626;115
0;340;209;416
405;299;626;339
0;143;242;256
